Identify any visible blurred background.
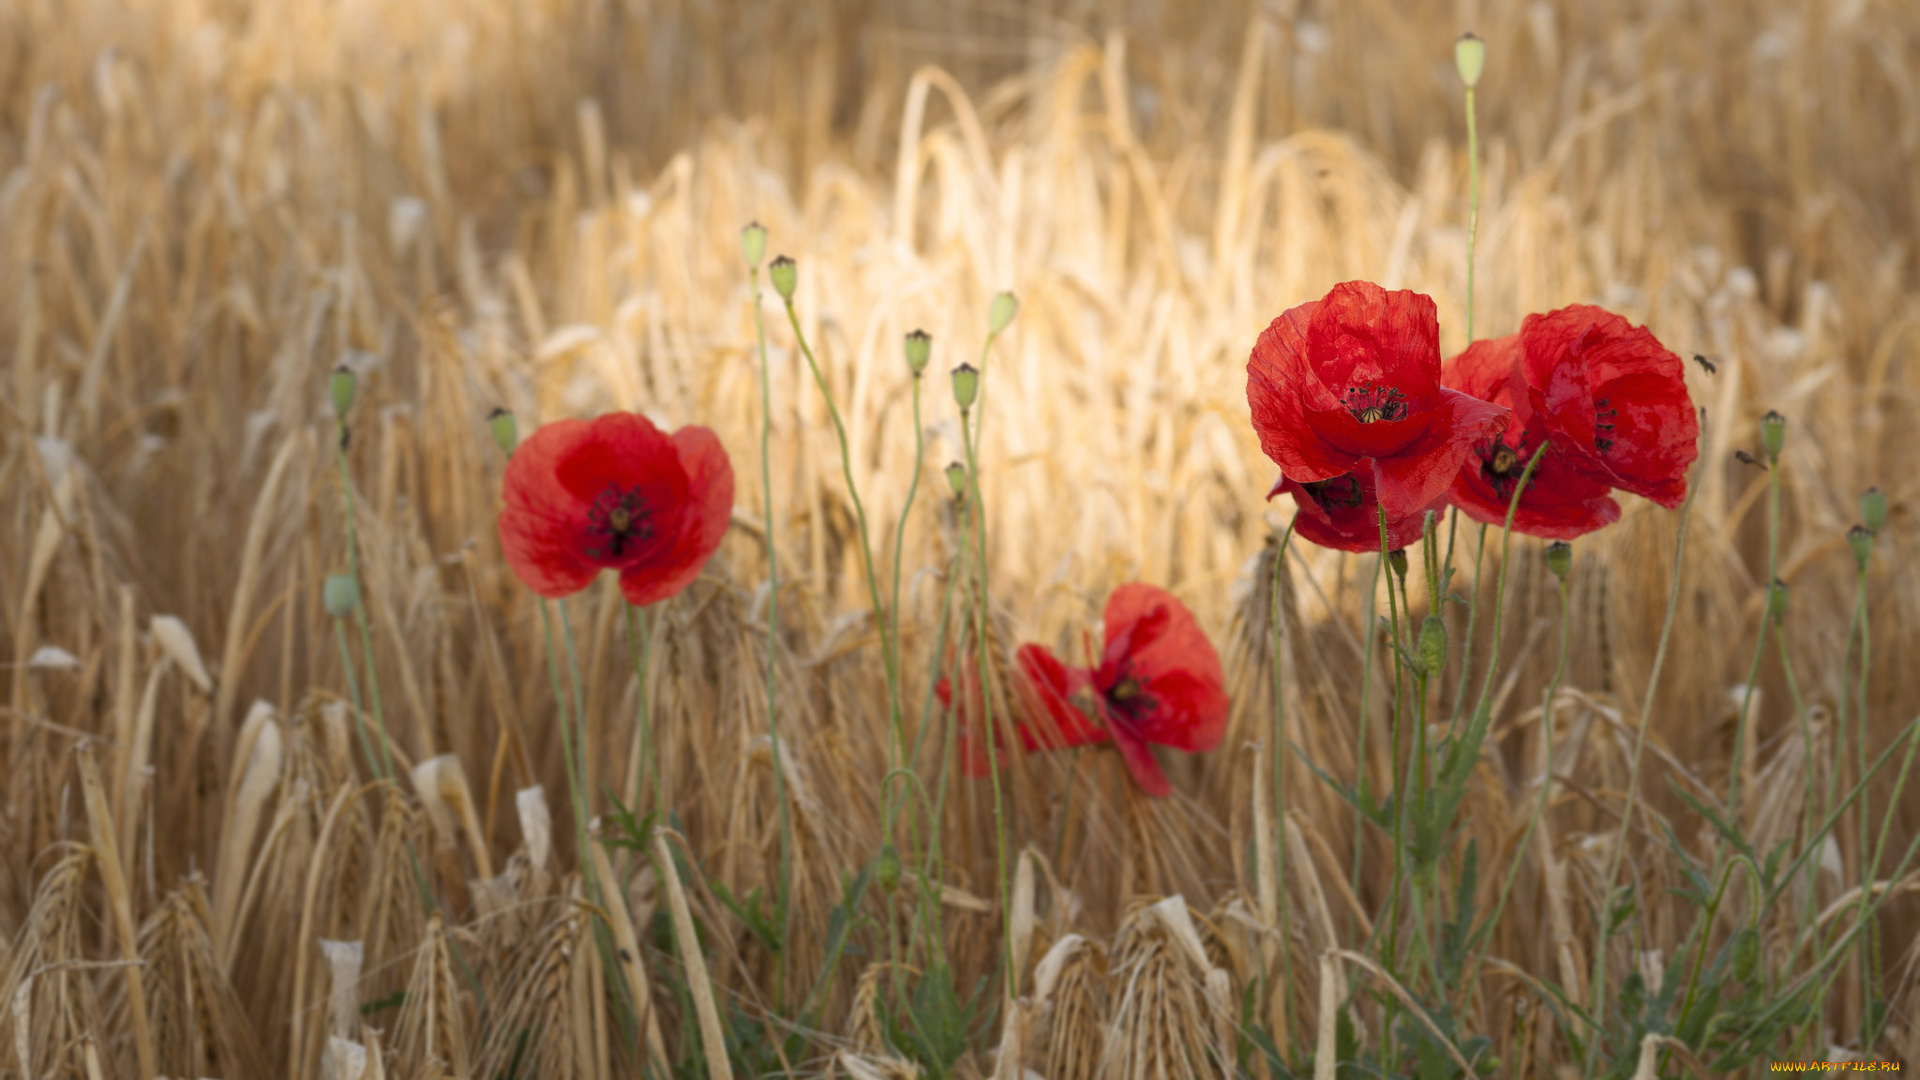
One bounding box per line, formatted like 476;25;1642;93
4;0;1920;1072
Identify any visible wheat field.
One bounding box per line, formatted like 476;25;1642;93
2;0;1918;1076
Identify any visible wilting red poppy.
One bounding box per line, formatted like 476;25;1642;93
1268;468;1445;553
1248;281;1510;518
942;584;1227;797
1517;306;1698;508
499;413;734;606
1441;335;1622;539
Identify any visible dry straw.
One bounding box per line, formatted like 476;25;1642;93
1;0;1917;1074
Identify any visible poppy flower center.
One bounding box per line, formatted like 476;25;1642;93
1104;670;1157;724
584;484;654;559
1593;396;1619;455
1342;381;1408;424
1302;475;1366;511
1478;435;1534;499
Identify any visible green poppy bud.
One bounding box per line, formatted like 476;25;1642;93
1766;578;1789;625
769;255;797;301
1849;524;1873;573
740;221;767;268
945;462;968;497
1860;487;1887;533
875;843;902;895
488;407;518;458
1388;548;1408;581
1546;541;1572;582
1760;410;1785;464
324;573;361;618
1454;33;1485;88
904;329;932;376
1418;615;1448;676
329;365;358;419
987;291;1018;334
951;362;980;411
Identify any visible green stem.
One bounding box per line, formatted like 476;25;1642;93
1853;561;1880;1047
1349;552;1385;935
624;606;659;821
1728;457;1783;817
337;426;393;778
1581;443;1707;1078
961;405;1016;1003
1269;522;1299;1053
750;266;794;1008
556;602;602;905
332;616;386;781
1465;84;1479;346
1448;524;1490;731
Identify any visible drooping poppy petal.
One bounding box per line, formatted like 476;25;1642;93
499;412;734;606
1248;281;1510;517
1092;584;1228;755
1267;468;1442;553
1442;335;1622;539
1517;306;1698;508
1014;644;1109;754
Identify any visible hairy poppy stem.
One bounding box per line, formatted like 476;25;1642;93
919;548;963;971
1727;446;1784;817
335;418;395;780
330;615;385;781
961;405;1017;1005
1447;523;1490;732
748;260;794;1006
887;358;930;1006
1268;520;1300;1054
1349;549;1385;936
1582;428;1708;1079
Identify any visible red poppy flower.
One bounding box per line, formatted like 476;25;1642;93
1267;468;1446;553
1441;335;1622;540
499;413;734;606
1516;306;1698;508
1248;281;1510;517
937;585;1228;796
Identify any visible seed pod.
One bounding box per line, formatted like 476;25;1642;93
987;292;1019;334
740;222;767;268
769;255;798;301
1546;541;1572;582
876;843;902;894
945;462;968;497
1861;487;1887;533
324;574;361;618
329;365;358;419
1760;410;1786;463
1387;549;1408;581
1766;578;1789;625
1454;33;1485;87
488;407;518;457
1848;524;1873;573
904;329;932;376
950;363;980;411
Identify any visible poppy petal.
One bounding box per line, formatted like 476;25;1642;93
1108;722;1172;797
1097;584;1229;755
499;418;603;598
1520;307;1698;508
1367;388;1509;515
619;424;736;606
1247;301;1366;482
1014;644;1109;752
1269;469;1441;553
1304;281;1443;411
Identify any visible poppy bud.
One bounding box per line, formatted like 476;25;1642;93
945;461;968;497
1454;32;1485;88
1766;578;1789;625
1546;541;1572;582
1418;615;1448;676
875;842;902;894
1760;410;1785;464
324;574;360;618
769;255;798;301
1387;548;1408;581
740;221;767;268
1861;487;1887;533
988;292;1019;334
951;363;980;411
904;329;932;376
329;365;357;419
488;407;518;458
1848;524;1873;573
